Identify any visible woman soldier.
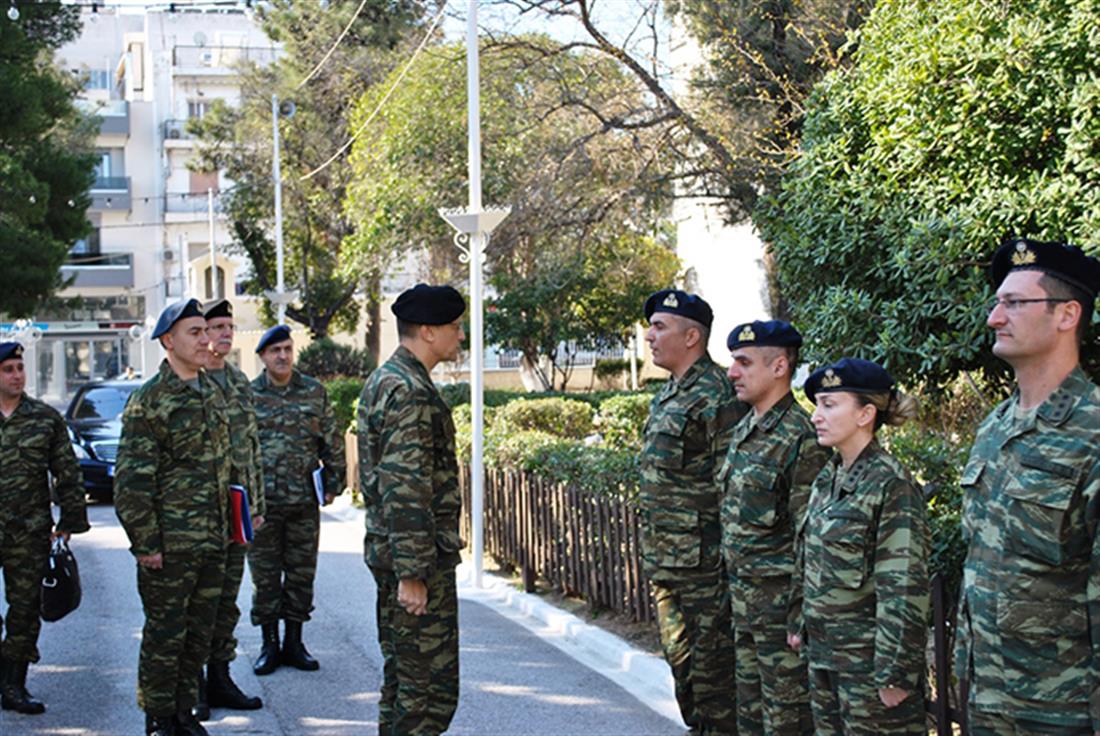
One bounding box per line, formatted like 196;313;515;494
789;358;929;735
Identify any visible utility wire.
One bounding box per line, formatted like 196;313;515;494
295;0;371;90
299;0;448;182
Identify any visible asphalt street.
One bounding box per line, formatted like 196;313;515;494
0;502;680;736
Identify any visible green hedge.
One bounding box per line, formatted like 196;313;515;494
299;338;375;379
323;377;365;434
595;393;651;451
493;397;595;439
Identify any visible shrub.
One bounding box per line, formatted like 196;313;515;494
523;442;640;498
438;382;528;409
323;377;365;434
492;397;595;439
595;393;651;450
490;430;562;469
594;358;630;379
298;338;375;379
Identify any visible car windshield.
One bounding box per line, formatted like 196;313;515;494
71;385;136;420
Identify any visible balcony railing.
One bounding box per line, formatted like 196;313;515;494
77;99;130;136
60;253;134;289
92;176;129;191
89;177;131;212
164;119;194;141
171;45;279;70
165;192;224;214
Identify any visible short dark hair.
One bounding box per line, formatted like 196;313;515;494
396;318;419;339
1039;272;1094;345
761;346;799;378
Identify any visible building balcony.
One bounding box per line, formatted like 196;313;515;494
77;99;129;137
171;45;279;76
89;177;132;212
60;253;134;289
164;191;224;223
164;119;194;142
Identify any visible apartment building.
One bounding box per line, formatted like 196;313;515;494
16;5;278;406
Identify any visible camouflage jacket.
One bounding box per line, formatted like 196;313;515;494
251;369;345;507
799;441;929;688
210;363;265;517
956;366;1100;729
115;359;231;557
0;394;89;535
357;346;461;580
720;392;828;609
639;355;746;583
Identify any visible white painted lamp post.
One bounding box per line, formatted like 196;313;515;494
439;0;510;589
265;94;300;323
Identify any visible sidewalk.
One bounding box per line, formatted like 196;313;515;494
322;495;685;731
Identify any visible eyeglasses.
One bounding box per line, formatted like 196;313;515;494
987;298;1071;313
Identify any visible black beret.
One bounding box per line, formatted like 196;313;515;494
643;289;714;329
727;320;803;351
203;298;233;320
391;284;466;325
256;325;292;354
151;298;204;339
991;237;1100;299
0;342;24;364
804;357;895;404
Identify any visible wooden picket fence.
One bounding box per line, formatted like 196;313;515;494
459;465;970;735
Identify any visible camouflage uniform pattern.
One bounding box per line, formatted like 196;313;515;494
799;441;928;735
956;366;1100;732
720;392;828;735
209;363;265;662
249;369;344;625
639;355;746;735
115;360;232;715
358;345;462;736
0;395;89;663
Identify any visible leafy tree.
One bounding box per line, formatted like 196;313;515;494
758;0;1100;390
0;4;96;317
191;0;429;343
344;36;679;388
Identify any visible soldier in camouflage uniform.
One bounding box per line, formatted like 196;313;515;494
720;321;828;735
796;358;928;736
639;289;744;736
191;299;264;718
249;325;345;676
116;299;232;736
358;284;465;736
956;239;1100;736
0;341;89;716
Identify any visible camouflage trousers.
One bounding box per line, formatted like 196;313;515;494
652;574;738;735
730;575;811;735
967;710;1092;735
369;565;459;736
209;541;247;662
136;548;225;716
0;520;50;663
808;667;925;736
248;504;319;626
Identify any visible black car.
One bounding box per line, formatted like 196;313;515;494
65;379;142;502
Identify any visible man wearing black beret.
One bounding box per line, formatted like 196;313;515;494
639;289;746;734
957;237;1100;734
115;299;232;735
0;342;89;715
357;284;466;734
720;320;828;734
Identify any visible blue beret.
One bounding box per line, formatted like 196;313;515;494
727;320;802;351
151;298;204;339
0;342;24;364
391;284;466;325
644;290;714;329
256;325;292;354
991;237;1100;298
203;298;233;320
804;357;894;404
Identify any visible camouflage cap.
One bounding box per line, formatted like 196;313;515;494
991;237;1100;299
0;342;24;364
804;357;894;404
151;298;204;339
726;320;802;351
643;289;714;328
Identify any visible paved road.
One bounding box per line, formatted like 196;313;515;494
1;502;679;736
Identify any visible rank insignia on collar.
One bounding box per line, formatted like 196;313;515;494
738;325;755;342
821;369;842;388
662;293;679;308
1011;240;1037;266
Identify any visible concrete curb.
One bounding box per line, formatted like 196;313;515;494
320;496;684;730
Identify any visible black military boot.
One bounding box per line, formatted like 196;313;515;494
174;707;210;736
191;670;210;721
206;659;262;710
253;623;280;676
0;658;46;715
280;620;319;671
145;713;176;736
